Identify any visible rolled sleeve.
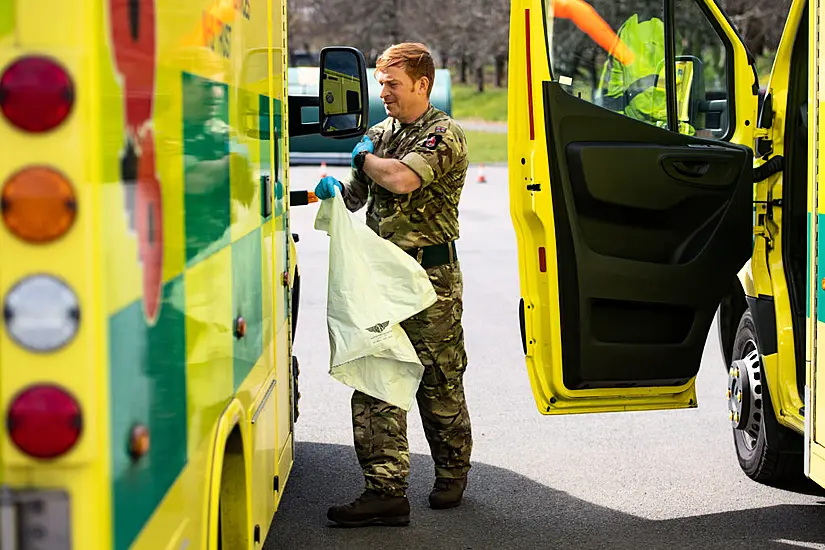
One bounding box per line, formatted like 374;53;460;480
400;123;466;189
400;152;436;187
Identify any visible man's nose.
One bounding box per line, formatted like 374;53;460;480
380;86;390;99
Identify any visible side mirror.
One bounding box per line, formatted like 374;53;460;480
319;46;369;139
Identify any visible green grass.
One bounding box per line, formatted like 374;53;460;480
452;84;508;122
452;83;509;163
465;131;508;165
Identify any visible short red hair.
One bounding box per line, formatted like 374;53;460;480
375;42;435;97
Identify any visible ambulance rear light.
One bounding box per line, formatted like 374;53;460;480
7;385;82;459
1;167;77;243
4;275;80;352
0;56;74;133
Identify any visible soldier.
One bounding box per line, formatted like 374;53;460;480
314;42;472;527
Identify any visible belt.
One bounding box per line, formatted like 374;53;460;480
405;241;457;269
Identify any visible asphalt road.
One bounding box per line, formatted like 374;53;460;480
265;164;825;550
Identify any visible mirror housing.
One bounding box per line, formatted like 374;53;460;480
287;46;369;139
319;46;369;139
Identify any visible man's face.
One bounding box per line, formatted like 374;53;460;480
183;79;218;123
376;65;429;124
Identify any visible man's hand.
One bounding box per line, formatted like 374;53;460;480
351;135;374;169
315;176;343;200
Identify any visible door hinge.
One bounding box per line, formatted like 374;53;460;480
753;199;783;207
753;225;773;247
526;183;541;192
273;475;280;492
753;127;771;139
755;197;783;223
755;136;773;158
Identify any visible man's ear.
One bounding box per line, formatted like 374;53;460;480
418;76;430;95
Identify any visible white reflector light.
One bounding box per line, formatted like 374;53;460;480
4;275;79;352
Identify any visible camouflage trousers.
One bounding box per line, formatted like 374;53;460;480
351;262;472;497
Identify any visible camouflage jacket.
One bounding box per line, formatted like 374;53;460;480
342;105;468;249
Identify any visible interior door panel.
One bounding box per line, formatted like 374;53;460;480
543;82;754;390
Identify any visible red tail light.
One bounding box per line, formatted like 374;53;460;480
7;385;82;459
0;57;75;133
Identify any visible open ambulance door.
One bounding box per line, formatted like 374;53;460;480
509;0;760;414
808;0;825;490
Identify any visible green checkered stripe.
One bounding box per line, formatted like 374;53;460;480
108;73;286;550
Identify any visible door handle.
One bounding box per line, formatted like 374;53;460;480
672;160;710;178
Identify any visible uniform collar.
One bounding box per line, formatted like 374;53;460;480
393;104;434;133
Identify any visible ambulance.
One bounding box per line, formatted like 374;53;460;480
0;0;367;548
509;0;825;489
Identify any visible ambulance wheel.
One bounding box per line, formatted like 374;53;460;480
729;310;801;485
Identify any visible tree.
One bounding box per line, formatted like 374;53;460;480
719;0;792;56
287;0;792;94
288;0;511;87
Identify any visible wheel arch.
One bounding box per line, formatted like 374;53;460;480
206;400;252;549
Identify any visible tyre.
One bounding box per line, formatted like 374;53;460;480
291;355;300;423
729;309;802;485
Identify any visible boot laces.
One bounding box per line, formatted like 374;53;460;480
345;490;382;508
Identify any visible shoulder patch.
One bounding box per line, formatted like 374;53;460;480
434;126;448;134
423;134;443;149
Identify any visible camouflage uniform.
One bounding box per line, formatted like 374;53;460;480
342;105;472;497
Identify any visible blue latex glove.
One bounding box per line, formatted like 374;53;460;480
351;135;374;169
315;176;343;200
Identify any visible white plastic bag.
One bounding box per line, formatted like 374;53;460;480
314;192;437;411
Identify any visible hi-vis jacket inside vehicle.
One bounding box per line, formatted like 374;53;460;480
509;0;825;490
0;0;368;548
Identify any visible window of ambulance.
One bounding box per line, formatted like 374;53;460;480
545;0;732;139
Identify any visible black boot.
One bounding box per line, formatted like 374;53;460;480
327;490;410;527
428;477;467;509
